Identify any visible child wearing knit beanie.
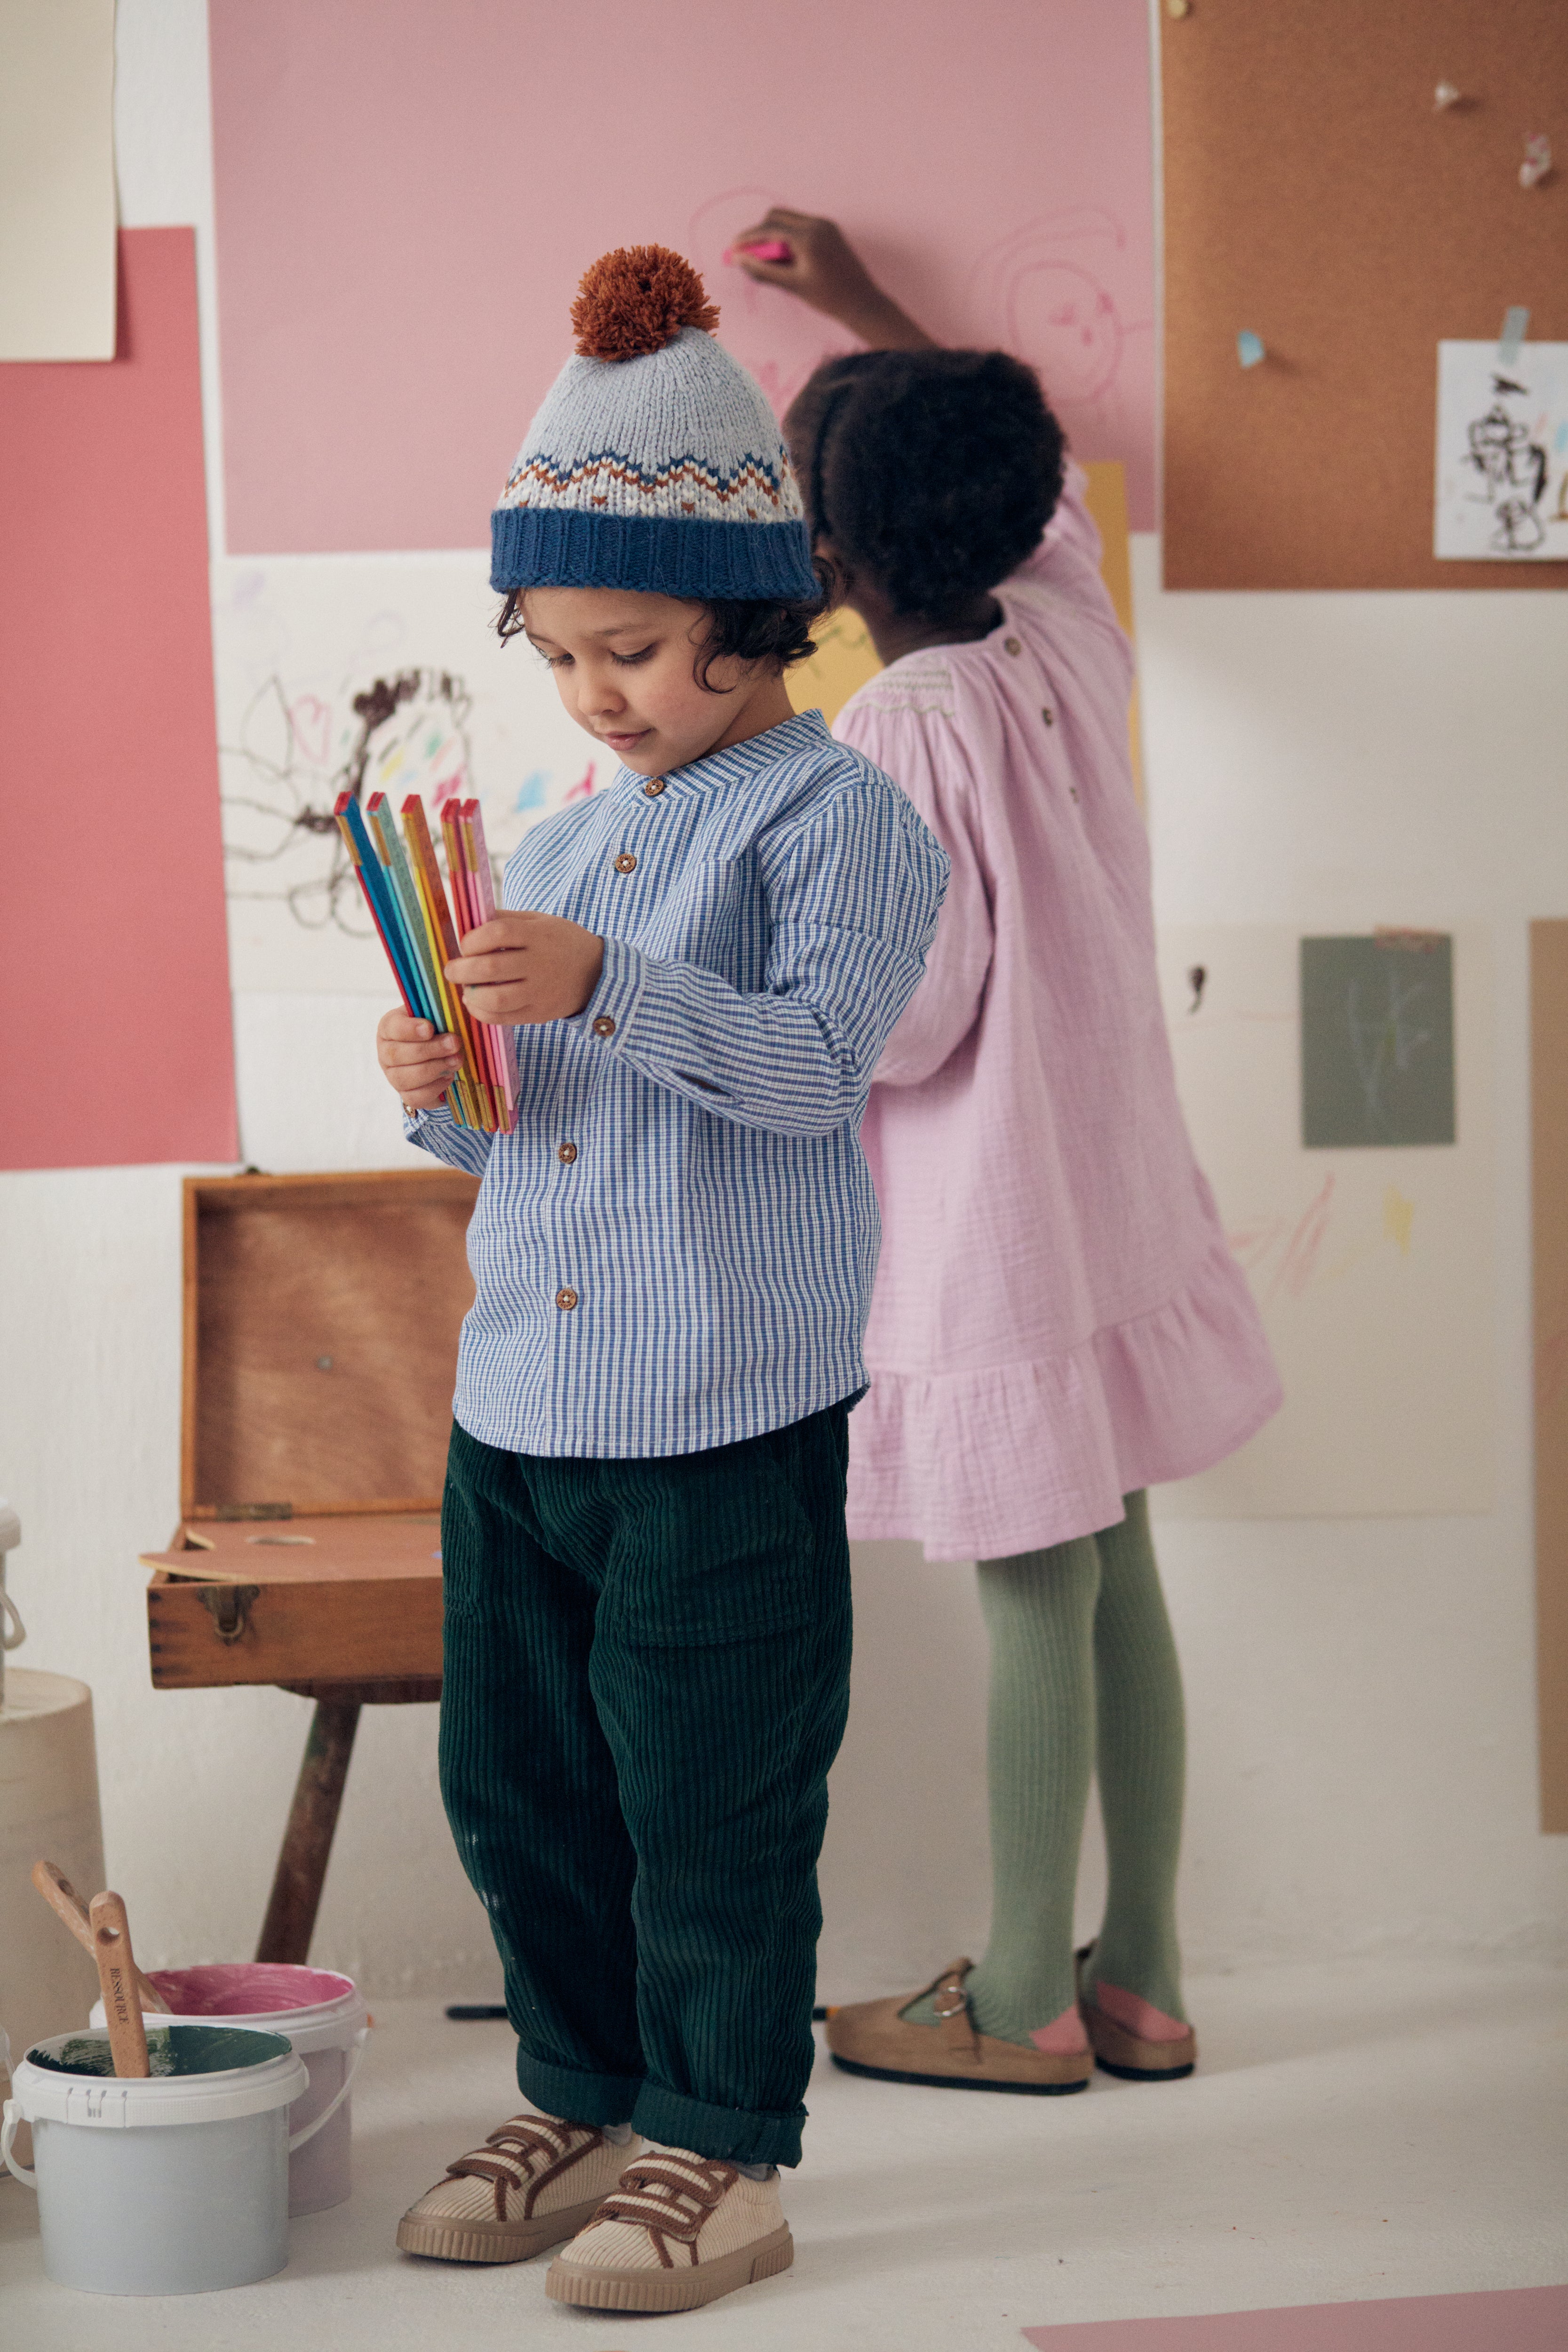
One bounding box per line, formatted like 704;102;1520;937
380;248;949;2314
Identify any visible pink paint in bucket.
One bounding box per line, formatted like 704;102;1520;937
90;1963;367;2216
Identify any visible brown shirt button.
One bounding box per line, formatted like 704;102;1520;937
613;851;637;874
643;777;667;797
592;1015;616;1038
555;1286;579;1311
1043;707;1055;725
557;1141;578;1164
1004;636;1022;655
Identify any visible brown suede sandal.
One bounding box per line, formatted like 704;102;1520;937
826;1959;1092;2094
1074;1942;1197;2082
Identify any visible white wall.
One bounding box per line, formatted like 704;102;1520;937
1;0;1563;2003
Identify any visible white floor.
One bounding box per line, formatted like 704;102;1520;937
4;1959;1565;2348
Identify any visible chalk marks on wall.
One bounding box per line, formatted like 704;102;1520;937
214;556;603;994
691;187;1151;478
1153;926;1493;1520
1300;933;1456;1149
1435;342;1568;560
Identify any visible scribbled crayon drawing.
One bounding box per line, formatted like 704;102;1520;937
562;762;598;804
1491;495;1547;553
221;667;474;937
1227;1174;1418;1306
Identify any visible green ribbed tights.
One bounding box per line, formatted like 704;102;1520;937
913;1491;1187;2043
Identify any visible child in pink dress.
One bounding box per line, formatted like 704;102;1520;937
737;211;1281;2091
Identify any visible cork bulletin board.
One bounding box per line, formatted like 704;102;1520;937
1160;0;1568;590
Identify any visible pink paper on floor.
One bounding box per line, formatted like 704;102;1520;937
207;0;1156;553
1022;2284;1568;2352
0;228;236;1171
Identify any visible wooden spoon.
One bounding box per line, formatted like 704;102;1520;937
31;1859;171;2013
88;1891;151;2077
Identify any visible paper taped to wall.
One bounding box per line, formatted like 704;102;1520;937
1435;342;1568;560
1152;926;1493;1521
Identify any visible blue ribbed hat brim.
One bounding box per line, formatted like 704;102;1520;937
491;507;820;602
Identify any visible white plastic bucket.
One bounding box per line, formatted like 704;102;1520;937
2;2026;316;2295
89;1963;368;2216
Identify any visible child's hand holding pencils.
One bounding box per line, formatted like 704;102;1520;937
377;1010;462;1111
445;913;605;1027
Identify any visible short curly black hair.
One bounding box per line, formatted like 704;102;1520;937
784;350;1066;620
496;572;830;692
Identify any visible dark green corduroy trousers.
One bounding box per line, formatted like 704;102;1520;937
438;1403;855;2171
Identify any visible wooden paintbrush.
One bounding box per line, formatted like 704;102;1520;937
88;1890;152;2076
31;1858;170;2013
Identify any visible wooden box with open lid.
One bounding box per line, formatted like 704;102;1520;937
142;1167;479;1957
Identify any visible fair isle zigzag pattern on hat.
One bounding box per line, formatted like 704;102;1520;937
491;252;817;603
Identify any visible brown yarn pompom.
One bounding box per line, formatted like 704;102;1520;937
571;246;719;363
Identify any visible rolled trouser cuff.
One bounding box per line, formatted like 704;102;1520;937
631;2081;805;2171
515;2050;642;2130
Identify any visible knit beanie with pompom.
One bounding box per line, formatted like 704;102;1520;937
490;246;817;603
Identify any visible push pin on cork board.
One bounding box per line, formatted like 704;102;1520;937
1520;133;1552;190
1236;330;1266;369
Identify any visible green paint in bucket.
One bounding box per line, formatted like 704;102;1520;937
29;2025;293;2078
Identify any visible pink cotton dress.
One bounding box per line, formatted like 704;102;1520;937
834;468;1281;1563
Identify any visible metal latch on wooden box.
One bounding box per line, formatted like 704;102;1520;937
199;1584;260;1644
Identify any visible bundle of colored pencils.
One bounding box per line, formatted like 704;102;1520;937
335;790;518;1133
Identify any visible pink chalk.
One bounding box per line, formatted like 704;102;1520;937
731;237;793;263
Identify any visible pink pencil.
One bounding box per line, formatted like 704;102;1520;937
443;800;515;1134
462;799;518;1129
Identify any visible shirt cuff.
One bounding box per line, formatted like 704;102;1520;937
573;932;650;1056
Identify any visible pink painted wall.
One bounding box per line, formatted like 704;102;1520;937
0;229;237;1171
208;0;1155;553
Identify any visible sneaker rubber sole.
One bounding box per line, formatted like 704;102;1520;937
396;2191;607;2264
545;2222;795;2311
830;2053;1089;2094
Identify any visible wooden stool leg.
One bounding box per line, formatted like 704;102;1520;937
255;1700;362;1964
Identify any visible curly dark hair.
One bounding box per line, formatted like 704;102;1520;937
784;349;1066;620
497;570;830;691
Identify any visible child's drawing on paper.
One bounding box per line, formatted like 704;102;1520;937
222;667;474;938
212;559;607;993
1154;925;1494;1519
1435;341;1568;560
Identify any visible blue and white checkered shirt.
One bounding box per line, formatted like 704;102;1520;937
407;709;948;1457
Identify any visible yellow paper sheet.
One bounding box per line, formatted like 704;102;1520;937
0;0;117;361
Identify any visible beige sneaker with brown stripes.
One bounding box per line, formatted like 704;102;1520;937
545;2149;794;2312
396;2113;637;2263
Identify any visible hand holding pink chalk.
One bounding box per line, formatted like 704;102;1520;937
726;208;938;352
726;237;794;264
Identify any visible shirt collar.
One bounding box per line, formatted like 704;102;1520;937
611;708;831;803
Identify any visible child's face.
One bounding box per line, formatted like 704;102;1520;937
522;587;772;777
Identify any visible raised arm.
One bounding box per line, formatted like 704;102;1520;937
732;209;939;353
